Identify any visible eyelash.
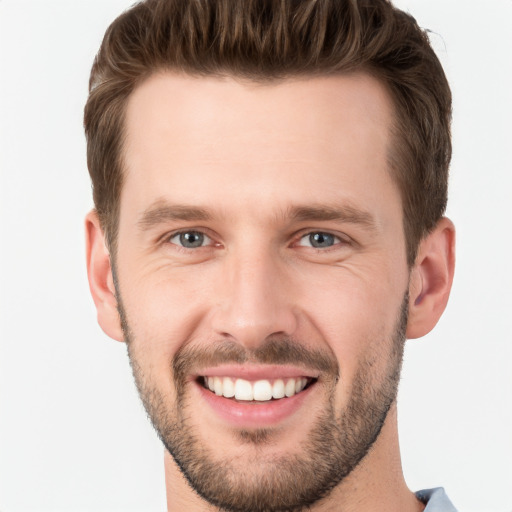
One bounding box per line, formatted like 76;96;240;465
164;230;216;252
295;232;348;251
163;229;351;252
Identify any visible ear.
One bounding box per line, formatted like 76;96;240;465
85;210;124;342
406;217;456;339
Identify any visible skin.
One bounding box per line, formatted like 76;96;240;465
86;72;455;511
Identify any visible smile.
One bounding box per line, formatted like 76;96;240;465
201;376;314;402
194;366;320;427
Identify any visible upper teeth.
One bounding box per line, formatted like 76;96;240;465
204;376;309;401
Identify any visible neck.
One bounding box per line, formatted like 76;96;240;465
164;404;424;512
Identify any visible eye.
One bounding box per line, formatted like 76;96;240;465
298;232;342;249
169;231;212;249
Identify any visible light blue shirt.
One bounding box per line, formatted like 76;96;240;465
416;488;458;511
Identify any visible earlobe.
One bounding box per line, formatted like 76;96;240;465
406;217;456;339
85;210;124;342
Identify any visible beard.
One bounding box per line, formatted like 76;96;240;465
119;293;408;512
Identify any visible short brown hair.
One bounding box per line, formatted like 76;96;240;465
84;0;451;265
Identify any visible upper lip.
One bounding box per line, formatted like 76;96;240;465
193;364;320;381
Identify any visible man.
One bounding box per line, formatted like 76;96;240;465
84;1;456;510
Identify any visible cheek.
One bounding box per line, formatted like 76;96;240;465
119;268;214;370
297;263;404;339
293;265;406;394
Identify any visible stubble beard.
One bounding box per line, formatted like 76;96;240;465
119;294;407;512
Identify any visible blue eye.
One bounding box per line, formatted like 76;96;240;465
169;231;210;248
299;232;339;249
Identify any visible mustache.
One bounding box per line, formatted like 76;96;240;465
173;337;340;384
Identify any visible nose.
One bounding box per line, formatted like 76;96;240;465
211;246;298;349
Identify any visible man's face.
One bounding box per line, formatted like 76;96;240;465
114;72;411;511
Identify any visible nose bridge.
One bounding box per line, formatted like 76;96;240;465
213;243;297;347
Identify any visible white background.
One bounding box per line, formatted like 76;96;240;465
0;1;511;510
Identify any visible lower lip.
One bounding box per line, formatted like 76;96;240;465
196;381;316;428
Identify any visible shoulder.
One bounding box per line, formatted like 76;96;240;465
416;488;458;512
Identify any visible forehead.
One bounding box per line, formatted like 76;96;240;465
120;71;398;224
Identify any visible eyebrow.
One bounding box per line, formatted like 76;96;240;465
137;201;212;230
287;205;377;230
137;200;377;231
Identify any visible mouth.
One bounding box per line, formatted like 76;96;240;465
199;376;317;402
192;365;321;428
